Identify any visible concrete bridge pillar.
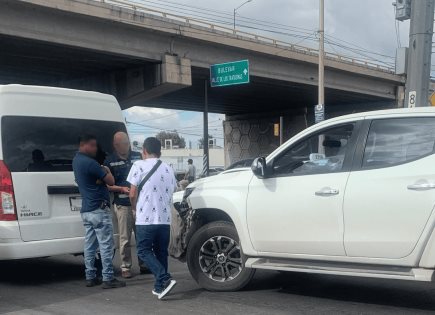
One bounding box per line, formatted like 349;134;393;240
223;114;307;167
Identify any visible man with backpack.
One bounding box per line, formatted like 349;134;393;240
127;137;178;299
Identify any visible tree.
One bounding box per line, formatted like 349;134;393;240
198;134;213;149
156;130;186;149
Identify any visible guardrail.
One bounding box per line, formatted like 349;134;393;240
97;0;394;73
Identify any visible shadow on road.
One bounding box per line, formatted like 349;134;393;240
246;270;435;312
0;255;84;286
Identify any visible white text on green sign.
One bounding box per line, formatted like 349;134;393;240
210;60;249;87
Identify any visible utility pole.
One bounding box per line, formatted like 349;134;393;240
203;80;209;177
317;0;325;154
318;0;325;109
315;0;325;123
405;0;434;107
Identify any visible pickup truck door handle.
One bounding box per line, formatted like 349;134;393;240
407;181;435;191
315;187;339;197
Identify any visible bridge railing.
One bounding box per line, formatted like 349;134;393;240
97;0;394;73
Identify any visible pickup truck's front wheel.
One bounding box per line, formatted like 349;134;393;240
187;221;255;291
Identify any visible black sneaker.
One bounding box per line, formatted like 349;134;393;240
102;278;126;289
157;279;177;300
86;277;102;287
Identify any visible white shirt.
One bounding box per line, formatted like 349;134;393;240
127;158;177;225
186;164;196;178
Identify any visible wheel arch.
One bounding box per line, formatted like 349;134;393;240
186;208;235;248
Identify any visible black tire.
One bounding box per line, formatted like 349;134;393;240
187;221;255;291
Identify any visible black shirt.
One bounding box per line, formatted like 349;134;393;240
104;151;142;206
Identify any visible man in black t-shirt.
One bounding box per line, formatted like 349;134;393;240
104;131;148;278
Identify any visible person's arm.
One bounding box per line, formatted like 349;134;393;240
101;166;115;186
129;185;138;211
107;184;130;194
126;163;140;212
103;158;121;191
88;160;115;186
172;170;179;193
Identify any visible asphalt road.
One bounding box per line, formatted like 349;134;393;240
1;252;435;315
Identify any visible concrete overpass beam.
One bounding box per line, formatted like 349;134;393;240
118;55;192;109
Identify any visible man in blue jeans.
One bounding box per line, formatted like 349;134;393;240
73;134;126;289
128;137;178;299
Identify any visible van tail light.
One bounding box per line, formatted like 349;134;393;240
0;161;17;221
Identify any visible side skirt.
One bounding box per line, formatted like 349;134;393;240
245;258;434;282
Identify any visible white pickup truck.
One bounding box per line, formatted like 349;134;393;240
174;107;435;292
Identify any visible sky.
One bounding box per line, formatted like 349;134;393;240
123;0;412;147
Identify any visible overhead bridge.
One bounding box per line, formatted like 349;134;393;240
0;0;406;164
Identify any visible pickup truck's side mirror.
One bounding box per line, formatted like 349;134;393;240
251;157;268;179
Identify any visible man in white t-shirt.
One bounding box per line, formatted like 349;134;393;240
127;137;178;300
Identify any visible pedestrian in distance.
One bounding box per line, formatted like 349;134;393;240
128;137;178;300
72;134;126;289
185;158;196;184
104;131;150;279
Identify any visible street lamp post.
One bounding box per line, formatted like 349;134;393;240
233;0;253;30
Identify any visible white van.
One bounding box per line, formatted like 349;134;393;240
0;85;125;260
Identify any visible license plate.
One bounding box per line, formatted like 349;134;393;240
69;196;82;212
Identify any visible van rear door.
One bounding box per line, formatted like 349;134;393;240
1;116;126;242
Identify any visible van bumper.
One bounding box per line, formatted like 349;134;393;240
0;235;85;260
0;221;119;260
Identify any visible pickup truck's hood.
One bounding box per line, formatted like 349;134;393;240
187;167;253;192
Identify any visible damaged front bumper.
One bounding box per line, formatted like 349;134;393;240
169;195;196;262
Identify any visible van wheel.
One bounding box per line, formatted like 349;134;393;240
187;221;255;291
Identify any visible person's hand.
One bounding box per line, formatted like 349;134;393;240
102;166;111;174
120;186;130;194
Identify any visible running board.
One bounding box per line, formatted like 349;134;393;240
245;258;434;282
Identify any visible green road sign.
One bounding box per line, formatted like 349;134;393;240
210;60;249;87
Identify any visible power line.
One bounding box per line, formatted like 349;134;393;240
324;37;395;67
133;0;315;35
120;0;393;67
176;119;222;130
129;110;186;123
126;120;224;139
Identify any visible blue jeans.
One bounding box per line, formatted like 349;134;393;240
81;208;115;282
136;224;171;292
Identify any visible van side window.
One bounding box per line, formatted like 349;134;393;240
362;118;435;169
273;124;354;176
1;116;126;172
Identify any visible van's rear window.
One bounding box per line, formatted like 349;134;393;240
1;116;126;172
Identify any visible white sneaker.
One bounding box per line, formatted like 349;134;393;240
152;290;159;296
158;279;177;300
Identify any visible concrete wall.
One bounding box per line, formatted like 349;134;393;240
161;148;224;173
